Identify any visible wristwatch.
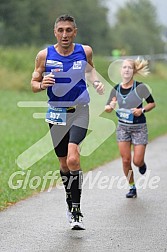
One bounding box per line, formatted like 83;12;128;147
142;108;146;113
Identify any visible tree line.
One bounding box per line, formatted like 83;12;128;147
0;0;165;55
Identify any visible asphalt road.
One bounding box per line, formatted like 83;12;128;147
0;135;167;252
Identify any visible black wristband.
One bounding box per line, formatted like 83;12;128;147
40;82;45;90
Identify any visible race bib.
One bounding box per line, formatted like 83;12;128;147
45;107;67;125
116;108;134;123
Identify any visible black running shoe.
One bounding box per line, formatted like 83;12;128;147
139;163;147;175
126;188;137;198
71;208;85;230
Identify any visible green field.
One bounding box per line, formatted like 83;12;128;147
0;47;167;210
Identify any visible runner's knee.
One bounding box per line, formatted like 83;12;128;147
122;157;131;167
133;158;144;167
67;155;80;169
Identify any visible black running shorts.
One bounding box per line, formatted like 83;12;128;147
49;105;89;157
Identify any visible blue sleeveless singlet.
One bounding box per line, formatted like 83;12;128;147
45;43;90;107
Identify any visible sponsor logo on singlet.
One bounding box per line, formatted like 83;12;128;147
73;61;82;69
46;60;63;71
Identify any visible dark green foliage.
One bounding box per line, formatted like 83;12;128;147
0;0;165;55
111;0;164;54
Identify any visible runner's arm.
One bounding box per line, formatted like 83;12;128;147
31;49;54;93
84;45;104;95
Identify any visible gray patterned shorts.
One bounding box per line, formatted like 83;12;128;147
116;123;148;145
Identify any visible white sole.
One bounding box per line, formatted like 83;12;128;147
66;211;73;224
71;222;85;230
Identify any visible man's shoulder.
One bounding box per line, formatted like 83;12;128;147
37;48;48;60
77;43;91;52
80;45;92;60
82;44;92;52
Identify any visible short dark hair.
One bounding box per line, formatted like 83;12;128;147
55;14;77;28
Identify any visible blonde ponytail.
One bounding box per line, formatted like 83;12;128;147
134;57;150;76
